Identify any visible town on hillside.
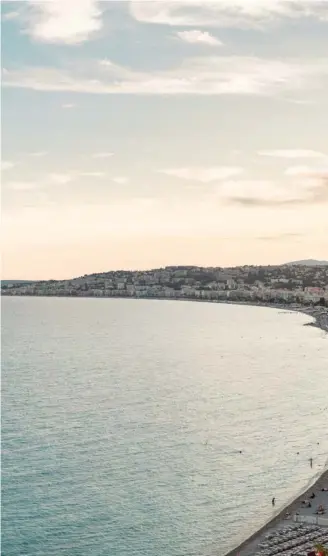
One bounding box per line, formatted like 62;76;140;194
2;264;328;307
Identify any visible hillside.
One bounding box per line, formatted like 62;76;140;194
286;259;328;267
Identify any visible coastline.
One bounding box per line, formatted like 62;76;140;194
223;465;328;556
2;294;327;553
3;293;328;333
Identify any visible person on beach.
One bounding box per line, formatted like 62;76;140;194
310;457;313;468
272;497;275;506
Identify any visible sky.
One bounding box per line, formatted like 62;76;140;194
1;0;328;280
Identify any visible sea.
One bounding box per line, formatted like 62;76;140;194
2;296;328;556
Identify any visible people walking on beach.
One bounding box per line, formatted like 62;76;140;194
272;497;275;506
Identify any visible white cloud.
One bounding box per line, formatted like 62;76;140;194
5;170;106;191
112;177;129;184
177;30;223;46
220;174;328;206
159;166;244;182
285;164;328;176
2;11;20;22
285;165;312;176
29;151;48;157
220;179;278;199
22;0;103;45
92;152;114;158
258;149;328;158
78;171;106;178
62;103;76;109
7;181;39;191
98;59;113;67
2;161;15;171
219;175;327;207
130;1;328;29
48;173;74;185
4;56;328;96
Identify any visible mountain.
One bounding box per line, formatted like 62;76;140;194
285;259;328;267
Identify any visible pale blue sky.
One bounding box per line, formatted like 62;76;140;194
2;0;328;279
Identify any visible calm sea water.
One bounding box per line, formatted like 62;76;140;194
2;296;328;556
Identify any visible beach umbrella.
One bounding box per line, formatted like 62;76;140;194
315;544;328;556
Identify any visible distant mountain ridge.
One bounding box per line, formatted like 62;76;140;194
286;259;328;267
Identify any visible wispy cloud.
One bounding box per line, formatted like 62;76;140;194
258;149;328;159
22;0;103;45
177;30;223;46
62;103;76;109
224;174;328;207
130;1;328;29
78;171;106;178
255;233;303;241
92;152;114;158
112;177;129;184
6;181;39;191
285;164;328;176
5;170;106;191
159;167;244;182
3;56;328;96
2;160;15;171
29;151;48;157
2;10;20;22
48;173;74;185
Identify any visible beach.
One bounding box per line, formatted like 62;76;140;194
221;304;328;555
218;303;328;555
224;465;328;556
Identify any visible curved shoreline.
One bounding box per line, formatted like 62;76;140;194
3;294;327;553
2;293;328;333
223;465;328;556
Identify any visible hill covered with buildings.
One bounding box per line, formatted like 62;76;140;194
2;264;328;306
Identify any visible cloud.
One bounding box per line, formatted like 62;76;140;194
98;59;114;67
177;30;223;46
286;99;316;105
48;173;74;185
284;164;328;177
2;161;15;171
92;152;114;158
130;1;328;29
22;0;103;45
62;103;76;109
5;170;106;191
285;165;313;176
2;10;20;22
6;181;39;191
3;56;328;96
29;151;48;157
159;166;244;182
223;174;328;207
255;233;303;241
112;177;129;184
78;171;106;178
258;149;328;159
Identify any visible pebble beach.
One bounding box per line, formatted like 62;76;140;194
224;466;328;555
222;303;328;556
